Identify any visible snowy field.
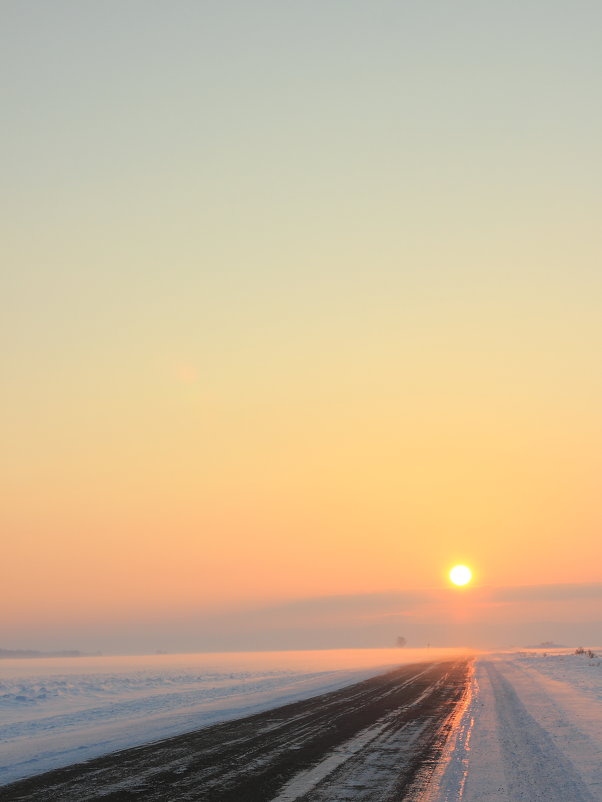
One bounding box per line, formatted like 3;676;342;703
0;647;461;787
428;648;602;802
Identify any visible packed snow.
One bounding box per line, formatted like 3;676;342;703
426;648;602;802
0;647;460;786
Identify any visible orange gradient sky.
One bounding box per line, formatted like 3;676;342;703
2;1;601;651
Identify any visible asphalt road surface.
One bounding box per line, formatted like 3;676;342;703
0;659;471;802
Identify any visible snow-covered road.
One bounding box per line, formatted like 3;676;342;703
430;651;602;802
0;661;470;801
1;649;600;800
0;648;462;787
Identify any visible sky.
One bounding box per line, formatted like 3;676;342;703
2;1;601;652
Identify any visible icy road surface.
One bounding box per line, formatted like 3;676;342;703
427;650;602;802
0;648;464;787
0;660;470;801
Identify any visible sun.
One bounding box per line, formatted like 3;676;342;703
449;565;472;586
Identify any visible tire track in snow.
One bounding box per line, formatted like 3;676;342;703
484;662;596;802
270;669;453;801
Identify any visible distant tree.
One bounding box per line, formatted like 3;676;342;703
396;636;407;648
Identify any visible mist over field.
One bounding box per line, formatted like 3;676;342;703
4;583;601;657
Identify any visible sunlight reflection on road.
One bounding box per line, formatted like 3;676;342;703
416;660;476;802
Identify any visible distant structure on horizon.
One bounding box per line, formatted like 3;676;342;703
396;636;407;648
525;641;566;649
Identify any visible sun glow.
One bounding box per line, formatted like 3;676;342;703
449;565;472;586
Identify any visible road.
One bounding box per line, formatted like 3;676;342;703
0;659;471;802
